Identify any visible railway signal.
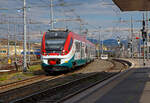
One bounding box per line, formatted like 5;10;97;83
140;14;147;66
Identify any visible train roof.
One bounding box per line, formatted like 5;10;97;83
43;30;95;47
69;32;95;47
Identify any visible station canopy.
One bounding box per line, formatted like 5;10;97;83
113;0;150;11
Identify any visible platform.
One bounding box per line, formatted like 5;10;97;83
63;59;150;103
93;68;150;103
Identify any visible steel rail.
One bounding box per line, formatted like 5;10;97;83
0;59;128;103
11;60;129;103
57;60;129;103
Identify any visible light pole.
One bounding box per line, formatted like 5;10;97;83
14;21;17;63
28;19;31;64
146;11;149;60
23;0;27;72
7;17;10;63
50;0;54;29
98;26;101;59
101;33;104;55
130;16;134;58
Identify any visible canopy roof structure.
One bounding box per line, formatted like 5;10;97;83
113;0;150;11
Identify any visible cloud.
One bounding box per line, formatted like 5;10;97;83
68;2;115;15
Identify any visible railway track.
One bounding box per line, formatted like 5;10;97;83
0;74;67;103
0;75;46;91
0;61;41;74
0;59;128;103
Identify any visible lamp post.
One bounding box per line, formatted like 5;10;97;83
23;0;27;72
130;16;134;58
98;26;101;59
28;19;31;64
101;34;104;55
14;21;17;63
146;11;149;60
7;17;10;64
50;0;54;29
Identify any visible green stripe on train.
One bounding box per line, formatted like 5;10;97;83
41;56;92;68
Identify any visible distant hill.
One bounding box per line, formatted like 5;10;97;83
88;38;119;46
87;38;98;44
103;39;118;47
87;38;129;48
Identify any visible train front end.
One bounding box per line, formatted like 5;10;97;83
41;30;74;72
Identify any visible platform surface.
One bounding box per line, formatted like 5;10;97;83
63;59;150;103
94;68;150;103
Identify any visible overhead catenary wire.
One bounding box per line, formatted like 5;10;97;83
0;0;98;40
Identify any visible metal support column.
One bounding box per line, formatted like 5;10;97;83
14;23;17;63
23;0;27;72
98;26;101;59
7;18;10;63
102;35;103;55
130;16;133;58
146;11;149;60
50;0;54;29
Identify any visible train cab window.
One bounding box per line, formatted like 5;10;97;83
45;31;68;53
68;38;73;51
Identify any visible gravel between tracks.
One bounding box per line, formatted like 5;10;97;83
0;59;113;86
0;59;123;103
75;59;114;73
14;59;127;103
38;59;126;103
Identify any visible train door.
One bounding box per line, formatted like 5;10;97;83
83;43;86;59
85;45;88;60
90;47;92;59
81;42;85;59
85;45;91;63
74;41;81;60
81;42;83;59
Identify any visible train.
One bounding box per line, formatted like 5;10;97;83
41;29;96;73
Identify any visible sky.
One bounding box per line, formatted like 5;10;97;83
0;0;148;42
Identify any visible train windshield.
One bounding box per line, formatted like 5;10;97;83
45;31;68;53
